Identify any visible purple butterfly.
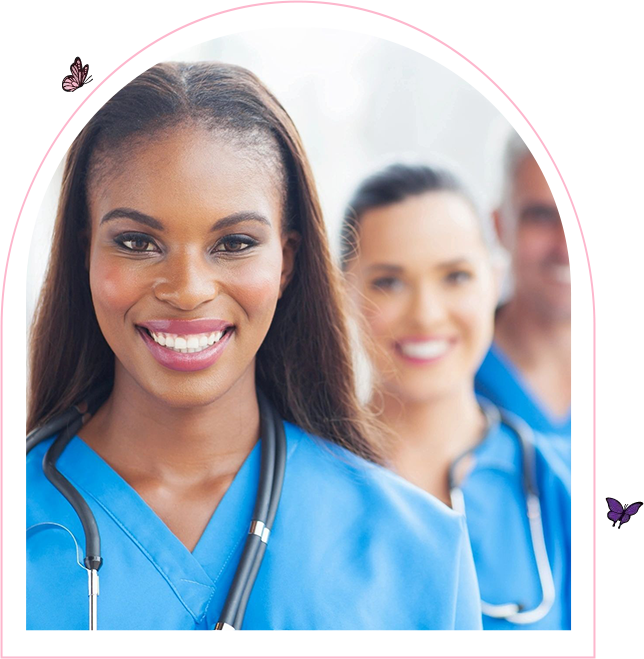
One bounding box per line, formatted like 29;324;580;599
62;57;93;92
606;498;642;528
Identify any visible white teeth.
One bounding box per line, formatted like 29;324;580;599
551;265;571;284
145;328;230;353
399;340;450;359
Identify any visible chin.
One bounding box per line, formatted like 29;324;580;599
389;375;460;405
122;362;237;410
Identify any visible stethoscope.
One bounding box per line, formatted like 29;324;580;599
448;402;556;625
26;384;286;631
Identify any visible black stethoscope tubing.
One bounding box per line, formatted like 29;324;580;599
26;385;286;631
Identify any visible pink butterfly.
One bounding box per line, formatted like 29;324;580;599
62;56;93;92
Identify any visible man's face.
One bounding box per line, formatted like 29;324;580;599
499;154;570;321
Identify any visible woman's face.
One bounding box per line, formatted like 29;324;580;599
86;125;297;408
346;191;499;404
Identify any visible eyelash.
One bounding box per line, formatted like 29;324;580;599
371;276;403;292
445;270;472;284
113;232;259;255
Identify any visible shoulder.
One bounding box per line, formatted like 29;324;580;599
272;422;481;629
27;436;57;484
282;421;468;548
27;437;73;526
474;345;512;399
522;423;571;494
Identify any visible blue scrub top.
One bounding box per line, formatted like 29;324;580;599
475;343;571;466
459;413;571;630
27;421;482;630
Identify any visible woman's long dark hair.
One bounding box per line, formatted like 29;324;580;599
28;61;384;463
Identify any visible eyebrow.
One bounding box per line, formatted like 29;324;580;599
99;208;272;231
366;258;471;274
520;203;560;219
366;264;405;274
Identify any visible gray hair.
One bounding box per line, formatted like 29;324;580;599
500;130;532;208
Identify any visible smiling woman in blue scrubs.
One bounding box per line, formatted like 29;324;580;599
475;133;571;466
26;63;482;630
342;163;571;630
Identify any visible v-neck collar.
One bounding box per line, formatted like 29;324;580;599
55;436;261;624
489;343;571;430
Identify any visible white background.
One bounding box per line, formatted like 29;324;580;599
26;28;515;321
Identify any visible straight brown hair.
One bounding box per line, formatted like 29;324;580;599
28;61;384;464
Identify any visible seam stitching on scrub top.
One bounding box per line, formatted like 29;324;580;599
185;524;246;624
179;579;216;623
66;477;214;623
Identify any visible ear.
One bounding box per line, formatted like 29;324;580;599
492;209;505;245
279;231;301;298
492;254;508;303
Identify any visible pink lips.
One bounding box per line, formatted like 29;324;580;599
136;318;234;372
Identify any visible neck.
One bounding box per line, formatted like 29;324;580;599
80;365;260;486
377;384;485;504
495;297;571;366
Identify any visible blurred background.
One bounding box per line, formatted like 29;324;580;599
27;28;515;322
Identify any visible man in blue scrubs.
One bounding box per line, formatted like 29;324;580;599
476;134;571;462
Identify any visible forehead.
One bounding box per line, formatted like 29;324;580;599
87;125;284;228
356;191;487;267
513;155;554;203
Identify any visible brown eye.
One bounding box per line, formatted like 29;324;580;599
212;234;257;253
125;238;153;251
445;270;472;285
115;232;159;253
371;276;404;293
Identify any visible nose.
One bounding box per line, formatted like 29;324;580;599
407;282;447;329
152;250;218;311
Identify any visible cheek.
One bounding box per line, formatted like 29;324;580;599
515;226;554;263
361;294;406;340
89;257;146;320
452;287;496;354
226;253;283;320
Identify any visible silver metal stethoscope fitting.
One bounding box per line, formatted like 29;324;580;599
88;569;99;631
249;519;271;543
28;385;286;632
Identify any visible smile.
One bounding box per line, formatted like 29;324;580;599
148;330;227;353
136;321;235;372
549;264;571;285
394;338;454;365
